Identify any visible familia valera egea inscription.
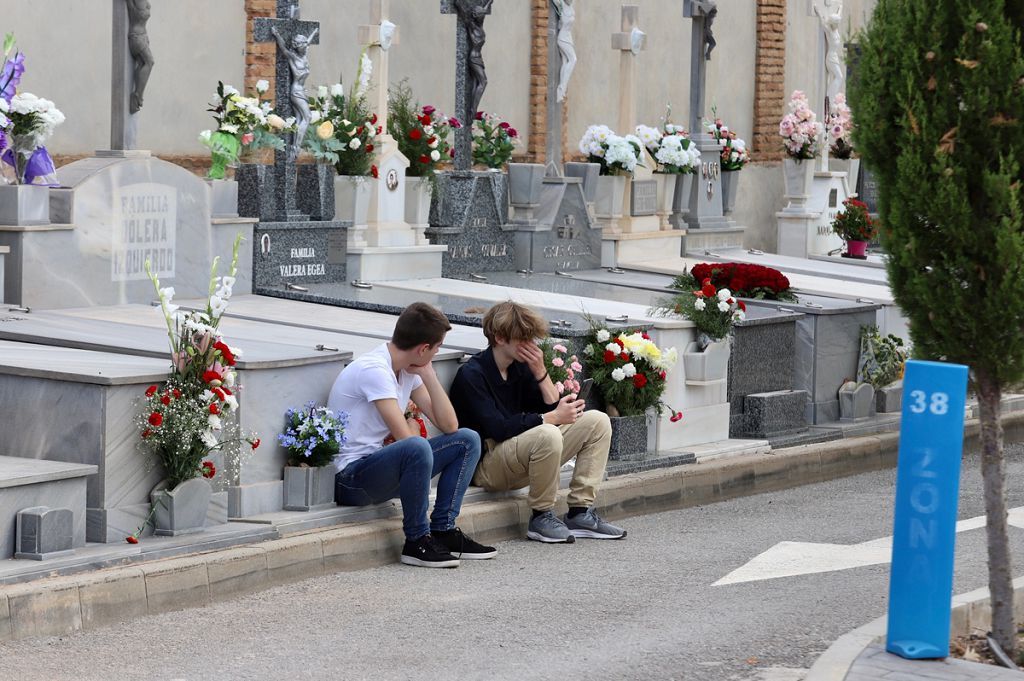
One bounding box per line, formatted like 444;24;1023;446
112;183;177;281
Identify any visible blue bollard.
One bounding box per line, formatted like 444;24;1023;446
886;359;969;659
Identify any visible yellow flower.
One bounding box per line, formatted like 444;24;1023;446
316;120;335;140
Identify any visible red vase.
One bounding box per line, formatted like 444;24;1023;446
846;239;868;258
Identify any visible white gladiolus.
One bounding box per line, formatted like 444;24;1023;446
611;368;626;382
208;414;222;431
200;431;218;448
596;329;610;342
223;85;239;97
317;85;329;99
330;83;345;98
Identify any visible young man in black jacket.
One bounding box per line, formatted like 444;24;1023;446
450;302;626;543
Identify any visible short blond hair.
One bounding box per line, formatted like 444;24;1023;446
482;301;549;346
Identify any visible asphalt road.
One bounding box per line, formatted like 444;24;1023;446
5;444;1024;681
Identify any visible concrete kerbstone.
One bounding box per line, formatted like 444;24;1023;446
321;525;389;572
77;567;148;630
716;456;759;500
6;576;82;639
140;556;211;614
465;499;527;545
206;547;270;601
264;535;325;585
680;464;721;505
0;593;11;641
641;470;685;511
753;452;797;492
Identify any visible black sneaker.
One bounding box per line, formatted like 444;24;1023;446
400;534;460;568
433;527;498;560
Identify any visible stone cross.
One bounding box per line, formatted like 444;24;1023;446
357;0;399;137
110;0;155;151
545;0;565;176
610;5;647;135
253;0;321;221
441;0;494;172
683;0;716;139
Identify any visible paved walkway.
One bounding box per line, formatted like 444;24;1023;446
847;644;1023;680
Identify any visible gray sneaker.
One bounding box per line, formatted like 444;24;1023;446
564;508;627;540
527;510;576;544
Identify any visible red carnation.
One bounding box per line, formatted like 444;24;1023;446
145;385;158;397
422;105;436;116
427;136;437;146
160;395;171;406
603;350;617;364
371;165;379;178
614;338;625;348
214;341;236;366
212;387;226;401
409;128;423;141
172;389;182;398
702;282;717;297
251;438;261;450
641;332;650;340
141;429;152;438
670;411;684;423
508;127;518;138
126;536;139;544
499;121;510;129
660;371;667;380
738;301;746;312
449;116;462;128
365;143;374;153
148;412;163;427
202;370;222;385
370;113;378;124
201;460;216;479
633;374;648;389
620;352;629;361
209;403;220;415
222;387;233;396
419;154;430;164
475;111;484;120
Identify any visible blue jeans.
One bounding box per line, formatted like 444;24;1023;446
335;428;481;540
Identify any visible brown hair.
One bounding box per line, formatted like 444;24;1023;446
481;301;549;346
391;302;452;350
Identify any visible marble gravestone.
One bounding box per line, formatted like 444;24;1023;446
246;0;351;292
0;156;253;310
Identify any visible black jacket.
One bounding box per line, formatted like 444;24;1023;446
449;347;558;443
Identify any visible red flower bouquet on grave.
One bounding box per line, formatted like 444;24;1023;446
674;263;797;302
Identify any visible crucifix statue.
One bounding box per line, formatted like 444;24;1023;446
683;0;717;139
110;0;155;150
610;5;647;135
441;0;494;172
358;0;399;139
544;0;576;176
253;0;321;221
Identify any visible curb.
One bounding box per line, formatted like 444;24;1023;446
2;411;1023;642
806;576;1024;680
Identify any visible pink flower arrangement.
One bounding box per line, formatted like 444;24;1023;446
778;90;823;160
826;93;854;159
541;340;582;396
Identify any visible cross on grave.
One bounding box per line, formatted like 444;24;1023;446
610;5;647;135
808;0;845;171
253;0;321;221
357;0;399;138
557;213;580;240
441;0;494;172
109;0;156;151
544;0;576;177
683;0;717;140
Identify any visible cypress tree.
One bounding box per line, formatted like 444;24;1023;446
850;0;1024;654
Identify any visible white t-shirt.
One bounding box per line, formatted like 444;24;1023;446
327;343;424;473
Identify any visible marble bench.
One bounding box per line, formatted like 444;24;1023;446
0;455;97;559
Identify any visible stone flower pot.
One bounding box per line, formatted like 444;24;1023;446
594;175;627;232
507;163;545;207
0;184;50;225
682;338;730;383
830;157;861;196
297;163;336;221
151;477;213;536
283;465;337;512
607;412;650;460
237;163;276;222
671;173;694;225
781;158;815;213
405;176;433;229
334;175;374;229
564;162;601;203
206;179;239;220
653;173;677;230
720;170;739;215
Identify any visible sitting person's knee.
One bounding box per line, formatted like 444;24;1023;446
580;409;612;434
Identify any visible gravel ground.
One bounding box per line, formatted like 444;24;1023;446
3;444;1024;681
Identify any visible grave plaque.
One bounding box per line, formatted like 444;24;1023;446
111;182;177;281
528;183;601;272
630;179;658;216
253;225;347;289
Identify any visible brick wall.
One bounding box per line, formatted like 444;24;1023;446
527;0;549;163
245;0;277;99
753;0;786;161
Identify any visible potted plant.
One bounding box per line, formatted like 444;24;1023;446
658;276;745;382
0;36;64;225
778;90;824;211
705;114;749;215
831;197;876;258
137;233;260;537
857;324;909;412
637;122;700;229
581;326;680;459
826;93;859;192
673;262;798;302
278;402;348;511
388;81;457;230
578;125;643;232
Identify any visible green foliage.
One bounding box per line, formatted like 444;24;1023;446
857;325;909;388
831;198;877;241
849;0;1024;387
472;112;519;169
388;80;456;178
306;86;377;176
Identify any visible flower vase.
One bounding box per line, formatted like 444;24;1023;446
283;465;337;511
653;173;677;230
206;179;239;219
564;162;601;204
405;176;433;229
781;158;815;214
297;163;336;221
830;157;861;197
606;412;650;460
334;175;374;228
0;184;50;225
671;173;694;227
594;175;627;232
845;239;868;258
151;477;213;536
682;338;730;383
237;163;276;222
720;170;739;215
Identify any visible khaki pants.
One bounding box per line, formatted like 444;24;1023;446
471;410;612;511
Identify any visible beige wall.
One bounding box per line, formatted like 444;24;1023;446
1;0;246;155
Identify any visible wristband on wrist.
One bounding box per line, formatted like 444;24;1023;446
536;371;549;383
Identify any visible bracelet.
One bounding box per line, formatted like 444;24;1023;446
536;371;549;383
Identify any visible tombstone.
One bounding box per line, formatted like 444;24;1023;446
247;0;350;292
678;1;745;254
348;0;446;281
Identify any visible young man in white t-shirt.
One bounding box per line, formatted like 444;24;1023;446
328;302;495;568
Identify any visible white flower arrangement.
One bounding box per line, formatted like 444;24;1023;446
654;134;701;174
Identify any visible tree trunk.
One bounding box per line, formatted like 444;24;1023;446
976;371;1016;655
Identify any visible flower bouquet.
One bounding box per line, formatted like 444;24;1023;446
578;124;644;176
388;80;458;178
657;277;746;350
671;262;797;302
0;34;63;186
306;53;381;177
581;327;679;419
540;339;583;396
636;123;700;175
472;111;519;169
831;198;876;257
778;90;823;160
705;115;749;171
278;402;348;467
826;93;854;160
200;80;290;179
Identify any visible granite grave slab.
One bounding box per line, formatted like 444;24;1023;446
252;220;350;291
427;171;514;276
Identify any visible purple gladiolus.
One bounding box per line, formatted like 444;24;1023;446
0;51;25;103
